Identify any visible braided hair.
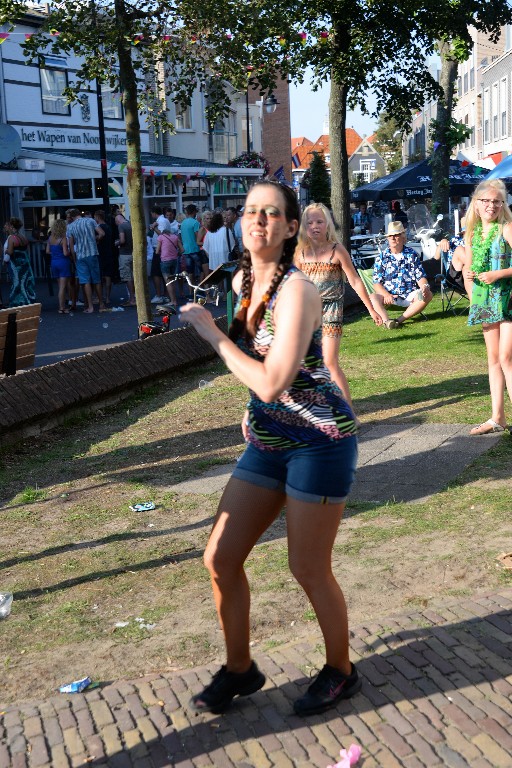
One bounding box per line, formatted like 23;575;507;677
228;181;301;342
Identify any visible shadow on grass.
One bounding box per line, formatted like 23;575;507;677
0;518;214;571
12;546;203;601
30;606;511;767
356;373;489;417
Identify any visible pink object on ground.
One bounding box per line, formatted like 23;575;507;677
327;743;362;768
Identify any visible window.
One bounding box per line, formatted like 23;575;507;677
463;73;468;93
500;78;507;137
241;117;253;151
72;179;93;199
457;76;462;94
175;102;192;130
464;115;469;148
40;63;70;115
48;180;70;200
492;82;499;139
470;68;475;89
101;83;123;120
483;89;490;143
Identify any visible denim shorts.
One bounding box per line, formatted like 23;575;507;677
232;437;358;504
76;255;101;285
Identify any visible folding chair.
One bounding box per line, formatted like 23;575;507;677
436;250;469;315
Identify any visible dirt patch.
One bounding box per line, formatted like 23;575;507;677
1;361;511;704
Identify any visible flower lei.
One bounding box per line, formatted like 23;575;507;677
470;221;498;275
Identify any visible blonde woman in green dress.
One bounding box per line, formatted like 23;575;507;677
295;203;382;416
464;179;512;435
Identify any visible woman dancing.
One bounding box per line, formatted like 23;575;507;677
180;181;361;716
464;179;512;435
295;203;382;414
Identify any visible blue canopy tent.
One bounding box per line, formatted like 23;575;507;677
351;158;489;202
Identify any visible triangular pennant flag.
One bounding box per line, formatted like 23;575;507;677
167;173;173;179
0;33;10;44
119;164;126;172
108;161;116;169
150;169;155;176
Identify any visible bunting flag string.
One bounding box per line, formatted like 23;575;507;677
1;25;334;47
88;159;250;180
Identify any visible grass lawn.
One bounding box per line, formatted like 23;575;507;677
1;295;511;703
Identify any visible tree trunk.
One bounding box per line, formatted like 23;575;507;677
431;39;458;223
329;79;351;248
115;0;151;325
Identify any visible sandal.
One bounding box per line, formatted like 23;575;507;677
58;308;70;314
470;419;505;435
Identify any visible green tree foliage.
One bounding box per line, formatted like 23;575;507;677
373;113;403;173
308;151;331;207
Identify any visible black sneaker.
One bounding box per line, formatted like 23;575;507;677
293;663;362;716
189;661;266;714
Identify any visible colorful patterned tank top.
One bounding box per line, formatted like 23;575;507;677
299;246;345;337
236;266;357;451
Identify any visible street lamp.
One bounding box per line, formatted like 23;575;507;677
263;94;279;114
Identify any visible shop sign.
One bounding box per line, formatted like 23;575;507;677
19;127;127;149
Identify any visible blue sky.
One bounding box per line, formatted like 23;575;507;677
289;78;378;142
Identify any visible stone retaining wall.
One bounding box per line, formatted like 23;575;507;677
0;319;227;446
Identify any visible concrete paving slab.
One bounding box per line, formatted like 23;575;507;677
166;424;505;505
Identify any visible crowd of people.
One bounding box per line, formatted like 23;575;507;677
0;204;244;312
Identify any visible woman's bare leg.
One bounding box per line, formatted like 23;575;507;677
286;498;350;674
204;478;286;672
322;334;355;412
478;323;506;429
499;321;512;415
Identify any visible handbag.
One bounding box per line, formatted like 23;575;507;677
226;227;241;260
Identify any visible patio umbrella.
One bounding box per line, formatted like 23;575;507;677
351;158;489;202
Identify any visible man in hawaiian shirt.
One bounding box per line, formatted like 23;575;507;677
371;221;432;329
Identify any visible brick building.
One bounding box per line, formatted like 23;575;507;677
249;77;292;182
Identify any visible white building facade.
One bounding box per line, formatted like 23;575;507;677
0;5;264;236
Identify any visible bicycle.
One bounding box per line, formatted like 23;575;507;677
138;273;221;339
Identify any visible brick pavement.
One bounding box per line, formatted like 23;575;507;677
1;588;511;767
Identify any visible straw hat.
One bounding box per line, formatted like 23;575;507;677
386;221;406;236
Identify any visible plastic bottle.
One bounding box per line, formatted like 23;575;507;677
0;592;13;619
198;379;214;389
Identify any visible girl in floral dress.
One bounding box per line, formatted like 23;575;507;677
295;203;382;416
464;179;512;435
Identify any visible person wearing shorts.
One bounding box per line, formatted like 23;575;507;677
180;204;201;283
115;213;135;306
181;180;361;718
156;224;183;306
66;209;105;313
46;218;72;313
371;220;432;328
